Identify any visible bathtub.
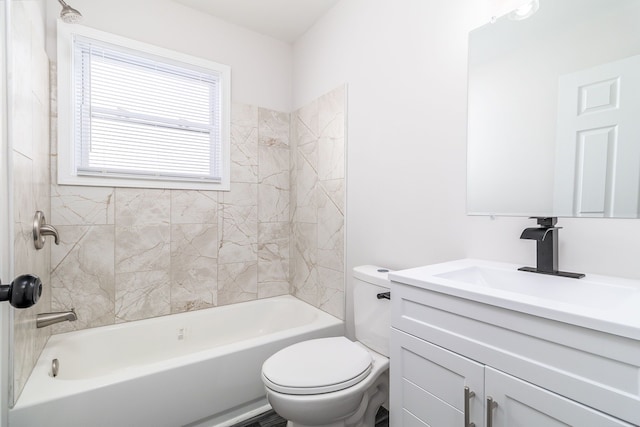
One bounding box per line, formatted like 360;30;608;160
10;295;343;427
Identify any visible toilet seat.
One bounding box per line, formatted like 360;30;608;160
262;337;373;395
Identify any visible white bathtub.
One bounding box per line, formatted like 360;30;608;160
10;295;343;427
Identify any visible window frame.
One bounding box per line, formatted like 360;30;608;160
57;22;231;191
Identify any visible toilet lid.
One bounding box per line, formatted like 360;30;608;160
262;337;373;395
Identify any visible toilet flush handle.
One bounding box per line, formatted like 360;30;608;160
376;292;391;300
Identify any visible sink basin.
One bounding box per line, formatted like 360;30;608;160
435;265;639;310
389;259;640;340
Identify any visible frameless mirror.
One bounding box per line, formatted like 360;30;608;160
467;0;640;218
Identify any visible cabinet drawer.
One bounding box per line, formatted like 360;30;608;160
391;281;640;425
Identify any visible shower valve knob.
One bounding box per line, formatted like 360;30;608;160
33;211;60;250
0;274;42;309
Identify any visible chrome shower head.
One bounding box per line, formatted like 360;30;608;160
58;0;83;24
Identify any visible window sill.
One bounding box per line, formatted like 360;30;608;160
57;173;230;192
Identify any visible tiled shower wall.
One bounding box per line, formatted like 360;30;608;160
49;97;292;332
49;63;346;332
11;0;52;403
291;86;346;319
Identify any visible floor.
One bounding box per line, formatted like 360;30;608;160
234;407;390;427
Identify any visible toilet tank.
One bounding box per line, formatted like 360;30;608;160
352;265;392;357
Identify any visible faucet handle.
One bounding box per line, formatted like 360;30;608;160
528;216;558;227
33;211;60;249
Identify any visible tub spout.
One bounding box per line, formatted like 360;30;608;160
37;309;77;328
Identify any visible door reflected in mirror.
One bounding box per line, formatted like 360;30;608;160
467;0;640;218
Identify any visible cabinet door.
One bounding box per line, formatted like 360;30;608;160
485;367;633;427
391;329;485;427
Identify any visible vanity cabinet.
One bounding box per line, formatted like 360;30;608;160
389;280;640;427
391;330;632;426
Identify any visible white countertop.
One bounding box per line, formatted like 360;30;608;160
389;259;640;340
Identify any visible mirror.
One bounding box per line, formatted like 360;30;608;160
467;0;640;218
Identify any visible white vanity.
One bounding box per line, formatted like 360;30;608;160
388;259;640;426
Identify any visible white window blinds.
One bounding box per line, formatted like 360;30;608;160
73;36;223;183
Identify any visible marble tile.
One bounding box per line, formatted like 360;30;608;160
296;100;319;147
258;222;289;285
288;87;346;317
11;3;34;160
259;146;290;189
115;270;171;322
115;188;170;227
318;85;346;140
318;266;345;319
259;146;290;223
319;178;345;215
50;151;57;189
170;224;218;312
13;223;34;284
31;43;50;108
219;183;258;264
318;136;345;181
13;153;37;284
11;5;52;402
291;222;317;306
171;264;217;313
13;308;37;402
51;185;115;225
218;261;258;305
42;97;348;332
170;190;218;224
50;62;58;116
13;153;34;229
50;64;58;159
317;86;345;182
50;225;116;333
317;180;345;272
115;225;171;273
296;132;318;172
289;124;298;224
295;150;318;223
259;108;290;148
231;103;259;183
292;261;317;307
33;98;50;214
258;281;290;299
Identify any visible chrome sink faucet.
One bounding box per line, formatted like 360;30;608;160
518;217;584;279
36;309;77;328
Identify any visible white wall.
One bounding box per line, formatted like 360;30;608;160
45;0;293;112
293;0;640;337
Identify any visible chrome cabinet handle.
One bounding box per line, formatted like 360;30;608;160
464;386;475;427
486;396;498;427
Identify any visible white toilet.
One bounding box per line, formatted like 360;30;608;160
261;266;392;427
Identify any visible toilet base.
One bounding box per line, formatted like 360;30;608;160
279;372;388;427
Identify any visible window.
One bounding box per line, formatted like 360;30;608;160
57;23;231;190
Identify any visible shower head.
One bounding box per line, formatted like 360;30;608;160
58;0;83;24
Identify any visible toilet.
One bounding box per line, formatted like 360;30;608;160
261;266;391;427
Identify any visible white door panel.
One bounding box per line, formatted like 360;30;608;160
554;54;640;217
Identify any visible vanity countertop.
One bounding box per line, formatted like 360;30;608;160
389;259;640;340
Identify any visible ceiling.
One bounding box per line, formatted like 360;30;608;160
173;0;341;43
